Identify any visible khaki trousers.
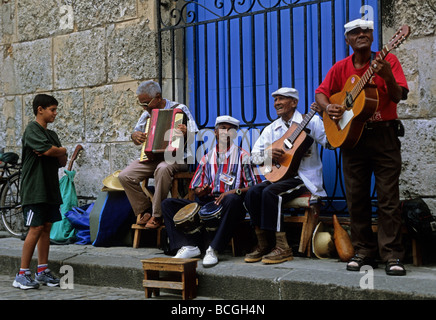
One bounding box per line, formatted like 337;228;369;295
118;159;188;217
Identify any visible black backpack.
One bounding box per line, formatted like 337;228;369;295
402;198;436;240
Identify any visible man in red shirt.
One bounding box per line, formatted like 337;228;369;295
315;18;409;276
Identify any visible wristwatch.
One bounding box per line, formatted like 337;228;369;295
235;189;242;196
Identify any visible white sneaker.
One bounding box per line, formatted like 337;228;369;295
203;246;218;268
173;246;201;259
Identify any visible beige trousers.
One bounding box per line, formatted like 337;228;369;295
118;159;188;217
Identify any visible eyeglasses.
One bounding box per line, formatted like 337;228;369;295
137;97;155;108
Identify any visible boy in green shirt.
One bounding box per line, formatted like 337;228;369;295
13;94;67;290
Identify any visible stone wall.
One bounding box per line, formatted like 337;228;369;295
0;0;161;198
382;0;436;212
0;0;434;213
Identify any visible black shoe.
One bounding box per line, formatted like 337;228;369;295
385;259;406;276
346;254;378;271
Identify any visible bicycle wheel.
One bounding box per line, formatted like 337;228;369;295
0;172;27;237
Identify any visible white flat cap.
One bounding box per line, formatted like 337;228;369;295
215;115;240;128
344;18;374;35
271;87;299;100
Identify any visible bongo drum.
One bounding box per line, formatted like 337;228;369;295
173;202;202;234
198;202;223;231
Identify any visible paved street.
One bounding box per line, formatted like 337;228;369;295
0;274;146;300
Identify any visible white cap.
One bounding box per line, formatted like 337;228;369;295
271;87;299;100
344;18;374;35
215;115;240;128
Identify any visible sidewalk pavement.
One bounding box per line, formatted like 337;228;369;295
1;232;436;300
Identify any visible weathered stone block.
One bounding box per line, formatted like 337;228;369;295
66;143;111;197
49;90;85;143
4;39;53;95
0;96;22;148
73;0;138;31
17;0;69;42
396;36;436;119
54;29;106;89
383;0;436;37
83;82;139;143
0;0;17;44
107;20;158;83
399;119;436;198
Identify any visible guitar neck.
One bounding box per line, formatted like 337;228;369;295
289;108;316;143
67;145;83;171
350;46;390;100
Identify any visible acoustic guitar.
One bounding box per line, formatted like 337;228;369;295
323;25;410;149
259;108;316;182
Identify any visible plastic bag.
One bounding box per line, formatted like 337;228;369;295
50;170;77;243
65;203;94;245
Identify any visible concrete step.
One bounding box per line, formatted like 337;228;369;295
1;236;435;300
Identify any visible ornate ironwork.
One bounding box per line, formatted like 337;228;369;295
156;0;381;213
159;0;315;28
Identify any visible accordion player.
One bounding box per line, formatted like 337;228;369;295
140;108;187;162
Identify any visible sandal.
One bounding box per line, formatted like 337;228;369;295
385;259;406;276
137;213;151;225
346;254;378;271
145;216;162;229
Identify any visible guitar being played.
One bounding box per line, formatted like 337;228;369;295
316;21;410;149
315;18;410;275
244;87;328;264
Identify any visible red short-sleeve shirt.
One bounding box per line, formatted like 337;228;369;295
315;52;408;121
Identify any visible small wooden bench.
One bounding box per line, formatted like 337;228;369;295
141;257;198;300
230;192;318;257
283;192;319;257
131;172;194;248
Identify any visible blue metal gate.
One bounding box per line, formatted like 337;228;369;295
157;0;381;212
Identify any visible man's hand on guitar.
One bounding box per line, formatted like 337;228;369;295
371;58;403;103
371;58;394;81
267;148;285;163
310;102;322;114
131;131;147;145
326;103;345;121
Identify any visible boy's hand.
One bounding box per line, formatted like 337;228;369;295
58;154;67;167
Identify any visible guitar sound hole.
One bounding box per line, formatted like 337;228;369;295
345;92;354;110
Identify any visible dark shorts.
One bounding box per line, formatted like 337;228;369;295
23;204;62;227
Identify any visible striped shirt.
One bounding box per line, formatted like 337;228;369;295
190;144;260;194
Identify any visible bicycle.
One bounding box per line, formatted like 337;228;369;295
0;152;27;237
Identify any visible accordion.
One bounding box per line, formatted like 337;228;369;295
140;108;187;162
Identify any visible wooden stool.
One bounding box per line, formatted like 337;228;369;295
132;222;165;249
140;257;198;300
171;172;195;200
131;172;193;248
283;192;319;256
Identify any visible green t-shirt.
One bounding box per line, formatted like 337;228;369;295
20;121;63;206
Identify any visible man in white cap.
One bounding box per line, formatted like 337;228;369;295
244;88;328;264
315;19;409;276
161;115;260;267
